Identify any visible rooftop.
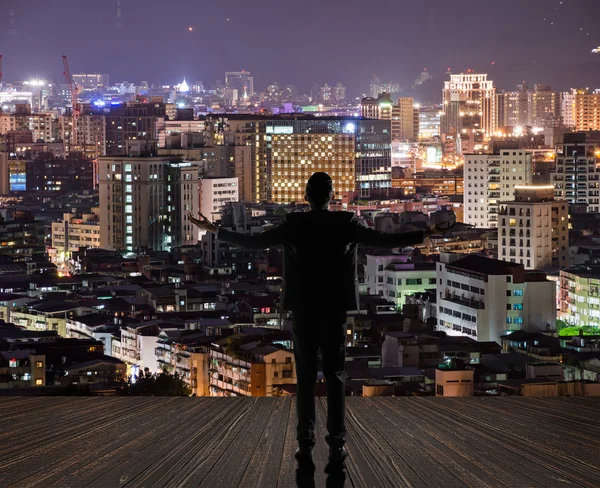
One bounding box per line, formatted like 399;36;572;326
1;397;598;487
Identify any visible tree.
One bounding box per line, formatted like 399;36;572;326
225;335;244;360
121;368;191;396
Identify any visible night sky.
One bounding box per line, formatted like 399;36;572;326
2;0;600;101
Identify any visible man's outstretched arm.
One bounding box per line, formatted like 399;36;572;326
188;212;287;250
350;215;427;248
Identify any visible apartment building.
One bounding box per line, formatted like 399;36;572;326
199;177;239;222
562;89;600;131
51;210;101;264
98;141;199;251
383;263;437;308
436;254;556;343
551;138;600;212
0;112;56;143
559;266;600;326
498;186;569;270
208;342;296;397
464;150;532;228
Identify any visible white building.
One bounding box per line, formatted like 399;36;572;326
383;263;437;308
364;253;411;296
499;186;569;270
199;177;239;222
154;119;207;148
464;150;532;228
436;253;556;343
442;73;497;136
98;140;198;251
551;141;600;213
51;209;101;264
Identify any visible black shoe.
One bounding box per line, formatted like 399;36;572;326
328;446;348;463
295;446;313;461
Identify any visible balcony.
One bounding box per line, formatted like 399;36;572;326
0;397;598;487
444;292;485;309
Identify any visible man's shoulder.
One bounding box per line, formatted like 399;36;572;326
285;210;355;223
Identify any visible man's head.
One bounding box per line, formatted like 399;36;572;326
305;172;334;209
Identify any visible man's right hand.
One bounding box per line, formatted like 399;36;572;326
188;211;218;234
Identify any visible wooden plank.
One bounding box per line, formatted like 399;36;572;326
93;398;255;488
1;396;599;488
238;397;291;488
276;397;301;488
440;397;600;487
344;397;423;488
0;397;168;486
351;397;468;488
32;398;219;488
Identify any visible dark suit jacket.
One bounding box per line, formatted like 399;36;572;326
216;210;425;312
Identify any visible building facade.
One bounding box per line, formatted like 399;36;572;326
559;266;600;326
383;263;437;308
391;98;419;142
442;73;497;137
51;210;101;265
199;177;239;222
464;150;532;228
498;186;569;270
98;141;198;251
436;254;556;343
562;89;600;131
551;140;600;212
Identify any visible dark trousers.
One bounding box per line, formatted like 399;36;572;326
292;308;347;450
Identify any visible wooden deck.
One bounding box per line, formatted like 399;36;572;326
1;396;599;488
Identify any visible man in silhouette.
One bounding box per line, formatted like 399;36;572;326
189;172;454;464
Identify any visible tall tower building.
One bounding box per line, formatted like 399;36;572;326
99;141;198;251
225;71;254;100
562;89;600;131
332;83;347;102
464;149;532;228
442;73;497;137
216;115;390;202
551;137;600;212
498;186;568;270
391;98;419;142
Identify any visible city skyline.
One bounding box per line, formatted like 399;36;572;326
2;0;600;99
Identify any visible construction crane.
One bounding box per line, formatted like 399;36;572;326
0;53;3;84
62;55;80;147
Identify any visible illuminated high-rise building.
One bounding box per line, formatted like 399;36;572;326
216;115;391;203
332;83;347;102
391;98;419;142
551;137;600;212
369;75;401;99
442;73;497;137
498;186;568;270
501;84;561;129
99;141;199;251
562;89;600;131
319;83;332;102
464;150;532;228
418;104;442;140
